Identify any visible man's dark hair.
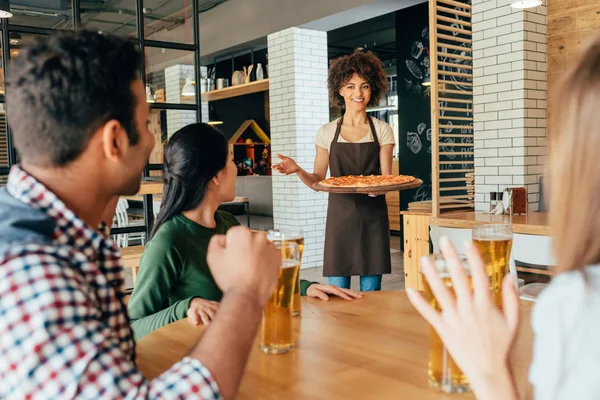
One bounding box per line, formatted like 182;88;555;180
5;30;142;167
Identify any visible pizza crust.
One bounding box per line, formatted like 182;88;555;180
318;174;416;188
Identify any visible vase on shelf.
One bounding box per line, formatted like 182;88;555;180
256;63;264;81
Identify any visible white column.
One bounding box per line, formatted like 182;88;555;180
268;27;329;269
472;0;547;212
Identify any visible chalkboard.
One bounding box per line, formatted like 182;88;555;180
395;2;474;212
395;2;432;211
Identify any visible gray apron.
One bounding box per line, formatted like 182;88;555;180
322;116;392;277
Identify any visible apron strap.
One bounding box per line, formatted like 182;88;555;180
332;115;344;144
367;117;380;147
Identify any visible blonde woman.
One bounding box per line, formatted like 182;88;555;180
408;36;600;399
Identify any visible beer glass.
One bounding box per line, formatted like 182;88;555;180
259;241;300;355
472;224;513;309
266;229;305;317
422;254;471;394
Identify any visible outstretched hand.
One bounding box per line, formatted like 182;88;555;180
272;154;300;175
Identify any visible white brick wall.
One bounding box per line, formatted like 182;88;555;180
472;0;547;212
165;64;199;137
268;27;328;269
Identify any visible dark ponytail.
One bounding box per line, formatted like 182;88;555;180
150;123;228;239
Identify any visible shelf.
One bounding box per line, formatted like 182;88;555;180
137;181;163;195
197;79;269;102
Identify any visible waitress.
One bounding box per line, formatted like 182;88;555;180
274;49;395;292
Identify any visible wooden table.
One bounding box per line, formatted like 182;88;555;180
136;291;533;399
430;211;550;236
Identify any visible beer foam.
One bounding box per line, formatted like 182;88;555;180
281;259;300;269
472;235;512;241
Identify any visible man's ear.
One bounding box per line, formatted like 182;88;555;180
101;119;128;162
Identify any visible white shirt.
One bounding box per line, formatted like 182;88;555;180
529;265;600;399
315;117;396;152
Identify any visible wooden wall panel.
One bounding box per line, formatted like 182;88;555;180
547;0;600;118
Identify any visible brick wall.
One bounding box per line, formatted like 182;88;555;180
472;0;547;212
267;27;329;269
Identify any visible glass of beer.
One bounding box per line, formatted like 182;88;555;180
472;224;513;309
422;254;471;393
259;241;300;355
266;229;305;317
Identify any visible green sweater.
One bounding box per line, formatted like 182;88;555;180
128;212;314;340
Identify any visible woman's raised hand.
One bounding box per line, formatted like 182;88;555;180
272;154;300;175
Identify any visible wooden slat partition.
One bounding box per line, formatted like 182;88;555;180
429;0;474;217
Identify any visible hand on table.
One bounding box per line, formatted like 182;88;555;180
272;154;300;175
306;284;363;301
187;298;219;326
406;238;520;399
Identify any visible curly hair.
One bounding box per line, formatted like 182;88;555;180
328;49;388;108
6;30;141;167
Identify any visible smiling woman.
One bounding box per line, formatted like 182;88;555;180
273;49;396;292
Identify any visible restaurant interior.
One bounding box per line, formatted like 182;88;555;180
0;0;597;397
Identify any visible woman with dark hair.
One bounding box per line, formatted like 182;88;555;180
128;123;362;340
274;50;395;292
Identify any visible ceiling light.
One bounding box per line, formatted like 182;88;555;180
9;32;21;45
510;0;542;8
181;77;196;96
0;0;12;18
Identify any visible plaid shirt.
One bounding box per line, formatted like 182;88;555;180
0;166;221;399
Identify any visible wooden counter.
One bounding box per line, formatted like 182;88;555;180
430;211;551;236
401;211;432;290
402;211;552;290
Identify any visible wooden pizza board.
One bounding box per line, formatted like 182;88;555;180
313;178;423;194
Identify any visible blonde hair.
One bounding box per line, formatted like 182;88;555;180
550;34;600;273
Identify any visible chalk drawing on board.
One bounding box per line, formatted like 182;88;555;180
427;145;431;154
414;184;431;202
438;101;448;117
426;128;431;142
441;138;456;159
417;123;427;135
438;42;472;92
444;121;454;133
406;59;423;80
404;78;413;90
411;42;424;59
422;27;429;40
412;84;423;94
407;131;423;154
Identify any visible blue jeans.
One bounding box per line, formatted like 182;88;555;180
327;275;382;292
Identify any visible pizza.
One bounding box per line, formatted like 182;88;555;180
318;174;416;188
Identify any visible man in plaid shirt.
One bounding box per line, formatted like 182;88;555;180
0;31;280;399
